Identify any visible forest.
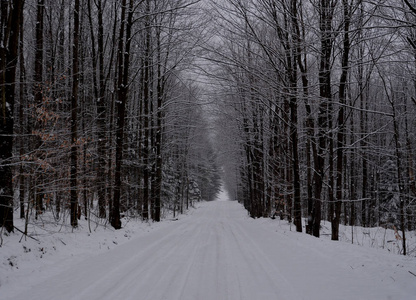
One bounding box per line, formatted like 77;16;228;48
1;0;416;255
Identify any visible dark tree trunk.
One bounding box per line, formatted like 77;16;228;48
390;96;407;255
87;0;107;219
111;0;126;228
70;0;80;228
18;6;26;220
291;0;315;235
313;0;335;238
356;2;366;228
33;0;45;218
0;0;24;233
142;0;152;220
349;101;356;227
332;0;351;241
360;82;368;228
290;0;302;233
109;2;126;228
112;0;133;229
154;33;165;222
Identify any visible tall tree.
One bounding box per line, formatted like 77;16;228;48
289;0;302;233
18;2;26;220
87;0;118;219
33;0;45;217
70;0;80;227
312;0;336;238
111;0;134;229
0;0;24;233
141;0;152;221
332;0;353;241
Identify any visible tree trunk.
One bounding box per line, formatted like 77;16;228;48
18;6;26;220
112;0;133;229
33;0;45;219
142;0;152;221
0;0;24;233
390;96;406;255
332;0;351;241
290;0;302;233
154;29;165;222
313;0;335;238
87;0;107;219
70;0;80;228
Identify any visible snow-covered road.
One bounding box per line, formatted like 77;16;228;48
5;200;416;300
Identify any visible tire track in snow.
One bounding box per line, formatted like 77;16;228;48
97;221;206;300
7;217;207;300
102;216;211;300
227;219;302;299
6;201;416;300
164;202;231;300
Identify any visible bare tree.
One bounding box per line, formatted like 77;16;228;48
0;0;24;233
111;0;134;229
332;0;354;241
70;0;80;227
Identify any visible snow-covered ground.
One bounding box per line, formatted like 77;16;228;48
1;196;416;300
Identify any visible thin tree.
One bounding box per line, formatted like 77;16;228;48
70;0;80;227
332;0;353;241
33;0;45;218
289;0;302;232
18;3;26;220
141;0;152;220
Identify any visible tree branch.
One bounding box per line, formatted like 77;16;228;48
404;0;416;15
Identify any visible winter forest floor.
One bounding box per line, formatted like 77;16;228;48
1;191;416;300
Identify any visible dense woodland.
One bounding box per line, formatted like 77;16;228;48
0;0;221;233
1;0;416;255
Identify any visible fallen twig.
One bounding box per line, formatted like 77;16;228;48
15;226;40;243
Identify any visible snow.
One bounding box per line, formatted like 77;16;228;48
1;197;416;300
217;187;230;201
